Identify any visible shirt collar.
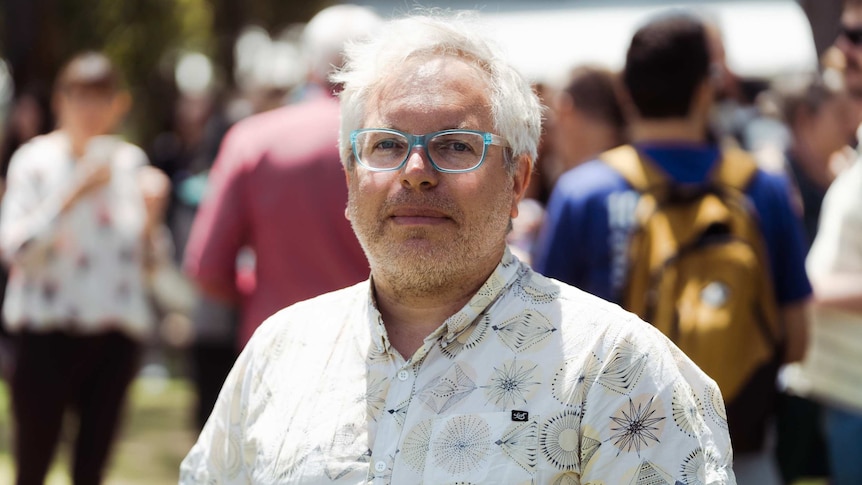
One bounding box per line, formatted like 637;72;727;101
364;247;523;355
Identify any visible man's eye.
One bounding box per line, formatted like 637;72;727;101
437;140;475;153
375;139;402;150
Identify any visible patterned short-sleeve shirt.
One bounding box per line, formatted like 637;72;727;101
181;249;735;484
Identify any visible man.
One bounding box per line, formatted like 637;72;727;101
180;12;734;484
182;4;379;351
532;11;810;484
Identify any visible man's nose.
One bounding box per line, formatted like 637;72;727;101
400;145;438;189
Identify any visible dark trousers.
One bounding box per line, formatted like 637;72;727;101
10;330;141;485
190;342;237;430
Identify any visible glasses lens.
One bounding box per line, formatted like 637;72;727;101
354;130;409;170
428;131;485;171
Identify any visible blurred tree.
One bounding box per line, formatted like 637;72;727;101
0;0;333;147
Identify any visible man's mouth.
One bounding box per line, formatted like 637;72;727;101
389;207;451;225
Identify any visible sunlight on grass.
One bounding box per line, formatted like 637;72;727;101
0;376;197;484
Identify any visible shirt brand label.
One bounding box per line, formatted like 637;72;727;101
511;410;529;422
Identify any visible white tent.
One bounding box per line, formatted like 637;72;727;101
356;0;819;83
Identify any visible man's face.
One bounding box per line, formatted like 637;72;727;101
838;6;862;97
345;55;529;295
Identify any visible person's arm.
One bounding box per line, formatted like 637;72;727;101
810;273;862;314
0;143;111;267
780;298;810;363
183;125;253;305
577;322;735;484
179;330;254;483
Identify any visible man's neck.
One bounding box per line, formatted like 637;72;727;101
372;260;499;359
630;118;706;144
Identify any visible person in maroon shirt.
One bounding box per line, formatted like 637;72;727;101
183;5;380;350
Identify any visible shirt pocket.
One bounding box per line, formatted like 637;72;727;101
420;411;539;484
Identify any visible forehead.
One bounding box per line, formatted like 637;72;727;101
365;54;493;129
844;6;862;26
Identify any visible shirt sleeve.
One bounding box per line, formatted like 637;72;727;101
179;329;256;483
578;320;736;484
182;125;252;301
0;143;69;268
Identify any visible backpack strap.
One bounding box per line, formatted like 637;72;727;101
601;145;666;193
602;144;760;195
712;147;759;192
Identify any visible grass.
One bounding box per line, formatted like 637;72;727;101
0;374;198;485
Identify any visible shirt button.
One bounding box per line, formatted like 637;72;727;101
397;370;410;381
374;461;387;473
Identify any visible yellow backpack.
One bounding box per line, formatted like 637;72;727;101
602;144;782;451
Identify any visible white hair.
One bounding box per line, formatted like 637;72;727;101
332;11;543;174
301;4;382;84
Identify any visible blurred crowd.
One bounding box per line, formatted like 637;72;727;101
0;1;860;484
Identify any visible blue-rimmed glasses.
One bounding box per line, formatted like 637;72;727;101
350;128;509;173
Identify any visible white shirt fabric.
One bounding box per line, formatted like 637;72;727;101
798;158;862;411
181;249;735;484
0;131;154;339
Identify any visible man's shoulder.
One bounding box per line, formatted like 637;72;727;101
253;281;369;339
528;270;683;365
529;269;639;331
552;157;631;203
217;96;340;168
229;96;339;139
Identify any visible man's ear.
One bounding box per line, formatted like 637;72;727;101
510;154;533;219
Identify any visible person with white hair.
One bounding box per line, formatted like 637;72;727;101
180;11;734;484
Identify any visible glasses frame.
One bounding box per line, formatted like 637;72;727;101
350;128;509;173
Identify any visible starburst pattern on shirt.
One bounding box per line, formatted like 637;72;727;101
704;383;728;430
431;414;491;474
672;381;706;437
540;410;582;471
552;354;602;412
418;363;477;413
493;310;557;353
483;358;540;408
680;447;719;485
402;419;434;473
609;396;666;456
496;419;539;473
